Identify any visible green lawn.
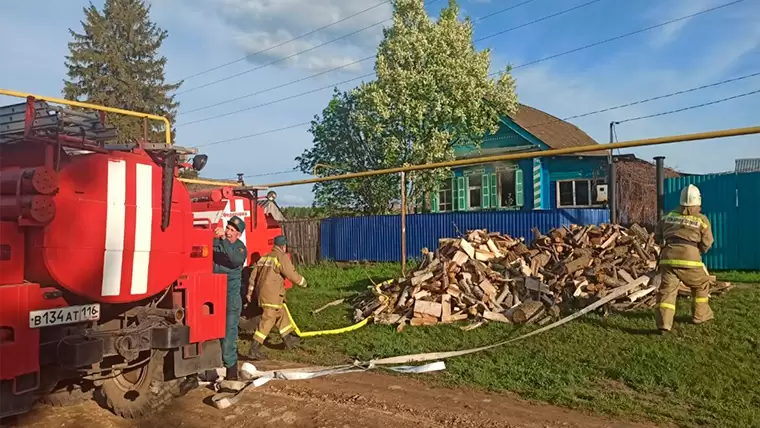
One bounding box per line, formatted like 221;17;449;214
240;263;760;428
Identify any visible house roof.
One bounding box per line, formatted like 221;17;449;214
735;158;760;173
509;104;605;156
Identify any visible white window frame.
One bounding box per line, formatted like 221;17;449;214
556;179;604;208
438;181;453;212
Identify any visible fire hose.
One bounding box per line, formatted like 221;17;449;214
209;277;648;409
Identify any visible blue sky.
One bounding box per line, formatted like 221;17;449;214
1;0;759;206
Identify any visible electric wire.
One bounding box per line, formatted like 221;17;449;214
175;0;392;82
178;0;737;126
179;0;547;115
616;88;760;123
196;81;760;183
175;0;445;95
178;0;605;125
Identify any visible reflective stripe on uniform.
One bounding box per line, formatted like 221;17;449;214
257;256;281;268
659;302;676;310
261;303;283;309
659;259;704;267
254;331;267;340
279;324;293;335
695;297;709;303
663;211;708;229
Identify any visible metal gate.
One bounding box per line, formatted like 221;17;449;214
664;171;760;270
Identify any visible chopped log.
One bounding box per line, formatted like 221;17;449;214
452;251;469;266
483;311;511;323
414;300;442;318
459;239;475;259
441;294;452;322
512;300;544;324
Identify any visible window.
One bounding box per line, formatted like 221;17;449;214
468;175;482;209
498;170;516;208
556;179;605;207
438;180;453;212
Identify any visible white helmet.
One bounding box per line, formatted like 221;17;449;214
680;184;701;207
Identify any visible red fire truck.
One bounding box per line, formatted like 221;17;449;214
0;90;283;419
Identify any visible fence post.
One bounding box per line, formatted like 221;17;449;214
401;171;407;275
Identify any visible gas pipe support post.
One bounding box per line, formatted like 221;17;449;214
400;170;407;276
654;156;665;223
608;122;617;225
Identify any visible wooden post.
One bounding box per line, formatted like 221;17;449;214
400;171;407;275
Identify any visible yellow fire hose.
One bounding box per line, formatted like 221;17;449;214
282;303;372;338
280;279;393;338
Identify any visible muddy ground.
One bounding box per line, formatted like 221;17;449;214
6;362;660;428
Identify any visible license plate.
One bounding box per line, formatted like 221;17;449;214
29;304;101;328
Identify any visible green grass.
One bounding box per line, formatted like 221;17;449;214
714;270;760;284
240;263;760;428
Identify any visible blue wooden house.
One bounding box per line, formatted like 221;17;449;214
427;104;610;212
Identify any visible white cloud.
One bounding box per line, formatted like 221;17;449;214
150;0;392;73
645;0;720;48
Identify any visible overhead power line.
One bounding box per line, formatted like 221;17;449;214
195;71;760;149
616;88;760;123
176;1;391;82
178;0;605;125
178;0;738;126
180;0;549;115
175;0;446;95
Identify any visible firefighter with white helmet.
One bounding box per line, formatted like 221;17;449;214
653;184;715;333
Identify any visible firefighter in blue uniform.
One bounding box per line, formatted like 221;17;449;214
213;215;247;380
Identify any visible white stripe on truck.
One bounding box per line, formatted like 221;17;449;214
130;163;153;295
102;159;126;297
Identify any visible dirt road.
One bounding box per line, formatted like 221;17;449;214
8;363;659;428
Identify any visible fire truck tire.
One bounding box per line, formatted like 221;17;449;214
39;382;94;407
100;351;191;419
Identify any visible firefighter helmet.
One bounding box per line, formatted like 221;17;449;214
680;184;701;207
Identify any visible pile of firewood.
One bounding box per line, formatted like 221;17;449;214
350;224;732;329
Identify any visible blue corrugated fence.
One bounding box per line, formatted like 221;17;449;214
320;209;609;262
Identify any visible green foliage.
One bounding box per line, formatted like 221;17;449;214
63;0;181;144
296;88;401;215
297;0;517;214
239;264;760;428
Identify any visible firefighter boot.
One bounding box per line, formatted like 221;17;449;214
247;341;268;361
226;365;239;381
282;334;301;350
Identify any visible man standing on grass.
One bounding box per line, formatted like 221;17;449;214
654;184;715;334
213;216;248;380
245;235;308;360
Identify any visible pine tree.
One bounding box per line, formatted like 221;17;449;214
63;0;182;144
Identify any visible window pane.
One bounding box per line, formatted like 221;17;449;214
500;171;516;207
558;181;574;206
575;181;590;206
439;189;452;211
468;175;482;209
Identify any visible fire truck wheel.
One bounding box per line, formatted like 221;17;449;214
100;351;189;419
39;381;94;407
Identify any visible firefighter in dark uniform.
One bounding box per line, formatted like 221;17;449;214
654;184;714;334
245;235;307;360
213;215;247;380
